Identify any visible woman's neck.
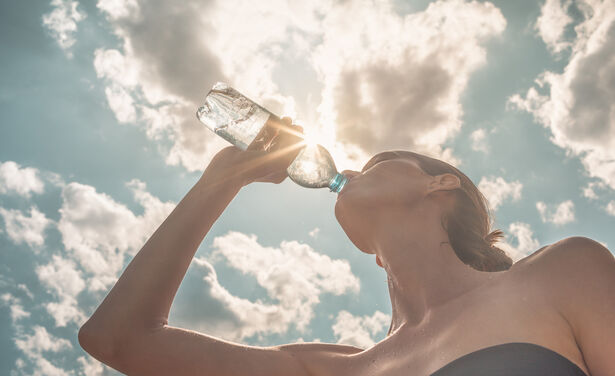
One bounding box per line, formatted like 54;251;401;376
371;208;502;334
385;257;497;335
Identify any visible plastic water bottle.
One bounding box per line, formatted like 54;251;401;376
197;82;348;193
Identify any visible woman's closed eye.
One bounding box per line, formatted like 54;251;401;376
362;160;383;173
362;158;382;173
361;152;401;173
362;155;397;173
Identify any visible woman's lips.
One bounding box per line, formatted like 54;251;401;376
338;174;356;196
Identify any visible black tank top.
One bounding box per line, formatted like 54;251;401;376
430;342;588;375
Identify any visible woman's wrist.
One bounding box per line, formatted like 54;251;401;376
197;167;246;195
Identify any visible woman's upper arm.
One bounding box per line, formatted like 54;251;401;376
542;237;615;376
87;324;361;376
92;325;307;376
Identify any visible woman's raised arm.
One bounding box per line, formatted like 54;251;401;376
76;119;341;375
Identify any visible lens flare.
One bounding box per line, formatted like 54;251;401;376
302;128;320;147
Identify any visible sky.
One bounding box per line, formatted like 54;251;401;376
0;0;614;374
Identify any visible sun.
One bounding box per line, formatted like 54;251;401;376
302;127;327;147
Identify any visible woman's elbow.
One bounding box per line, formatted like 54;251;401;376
78;320;119;365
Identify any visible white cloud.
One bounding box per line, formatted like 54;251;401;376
332;310;390;349
13;326;72;376
36;255;86;327
470;128;489;153
582;180;607;200
171;232;360;342
0;206;51;249
535;0;573;54
182;257;293;341
104;84;137;123
92;0;240;172
10;304;31;323
536;200;575;225
41;0;86;56
0;161;45;197
509;1;615;190
293;337;322;343
58;182;137;282
0;175;176;373
308;227;320;238
0;293;31;323
93;0;506;172
14;326;72;357
313;0;506;169
606;201;615;216
93;49;140;89
536;202;549;221
92;48;144;124
478;176;523;211
211;231;360;332
29;358;71;376
17;283;34;300
57;180;175;292
45;298;86;328
77;355;105;376
495;222;541;263
0;173;170;373
97;0;139;20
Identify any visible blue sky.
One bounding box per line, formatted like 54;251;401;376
1;0;614;374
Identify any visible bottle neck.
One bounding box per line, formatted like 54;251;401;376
328;173;348;193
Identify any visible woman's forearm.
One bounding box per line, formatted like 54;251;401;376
80;171;242;346
79;124;303;362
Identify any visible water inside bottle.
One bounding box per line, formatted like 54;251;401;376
197;82;272;150
287;144;340;189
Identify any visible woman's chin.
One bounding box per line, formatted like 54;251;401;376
348;236;374;254
334;194;354;221
334;204;373;254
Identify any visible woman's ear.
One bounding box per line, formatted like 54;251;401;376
429;173;460;192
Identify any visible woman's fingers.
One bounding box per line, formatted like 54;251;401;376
219;117;306;185
269;118;303;153
280;116;292;126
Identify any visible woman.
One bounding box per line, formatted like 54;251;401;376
79;119;614;375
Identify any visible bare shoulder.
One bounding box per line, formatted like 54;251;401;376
522;237;615;375
273;342;364;376
511;236;613;310
532;235;614;291
518;235;614;320
515;236;612;274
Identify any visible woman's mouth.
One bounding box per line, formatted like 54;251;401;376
337;174;356;196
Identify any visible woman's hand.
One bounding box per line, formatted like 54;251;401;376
202;116;304;188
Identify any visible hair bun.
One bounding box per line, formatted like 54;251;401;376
484;229;504;245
